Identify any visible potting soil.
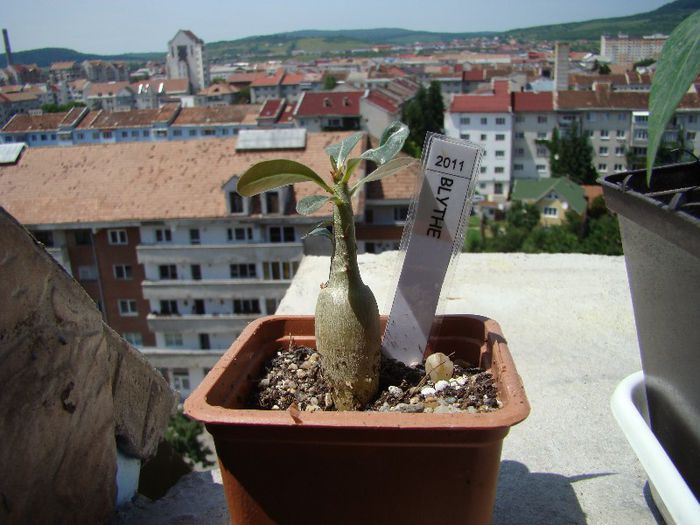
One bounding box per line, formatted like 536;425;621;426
249;346;501;413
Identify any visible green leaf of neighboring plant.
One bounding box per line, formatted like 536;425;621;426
237;160;331;197
296;195;331;215
341;157;363;184
349;157;416;194
360;122;409;165
325;132;363;169
647;10;700;183
301;221;333;241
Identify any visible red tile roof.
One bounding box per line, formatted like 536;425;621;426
131;79;189;95
87;81;131;97
281;73;304;86
364;91;399;114
251;69;285;87
512;92;553;112
463;69;485;82
227;72;262;85
198;83;238;96
294;91;363;117
171;105;259;126
50;61;77;71
258;98;285;119
2;112;67;132
450;92;510;113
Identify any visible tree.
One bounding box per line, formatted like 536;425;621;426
401;82;445;157
582;214;623;255
165;409;214;467
543;124;598;184
522;226;579;253
41;101;86;113
507;201;541;231
237;85;251;103
323;75;337;90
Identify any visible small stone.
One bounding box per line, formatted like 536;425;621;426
434;380;449;392
434;405;456;414
466;406;477;414
272;405;280;410
388;385;403;396
420;386;436;397
288;363;298;371
324;393;333;408
456;376;468;386
259;378;270;388
425;352;454;382
409;396;420;404
296;369;307;379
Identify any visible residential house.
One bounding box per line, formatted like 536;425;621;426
360;78;419;139
49;61;83;84
293;90;363;132
510;178;587;226
85;81;135;111
249;68;285;103
0;91;43;126
82;60;129;83
197;82;239;106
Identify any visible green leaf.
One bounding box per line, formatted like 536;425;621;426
325;132;363;168
350;157;416;194
301;221;333;241
237;159;331;197
340;157;363;184
647;10;700;183
360;122;409;165
296;195;331;215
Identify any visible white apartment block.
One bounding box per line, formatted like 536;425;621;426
600;34;667;65
166;30;209;93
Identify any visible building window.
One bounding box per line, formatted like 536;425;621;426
599;146;609;156
460;133;470;140
191;264;202;280
687;131;697;141
265;298;278;315
515;132;525;139
172;369;190;391
543;207;558;217
154;129;167;138
460;117;471;125
536;131;547;139
515;148;525;157
77;132;84;139
513;164;524;171
123;332;143;346
203;129;215;136
199;333;211;350
537;116;548;124
269;226;295;243
143;130;150;137
121;131;128;138
189;129;197;136
33;231;54;247
494;167;505;174
159;264;178;280
262;261;298;280
189;229;201;245
536;146;548;157
634;114;648;124
494;150;504;158
536;164;547;172
480;166;487;174
598;163;608;172
165;333;184;347
494;183;503;195
230;263;256;278
394;206;409;222
131;130;139;137
155;229;172;242
614;164;625;172
495;134;505;141
495;117;506;125
615;146;625;156
600;129;609;139
173;129;182;136
634;129;648;140
160;300;179;315
480;117;487;125
113;264;133;280
265;192;280;214
78;265;98;281
74;230;92;245
102;131;112;139
118;299;138;316
233;299;261;314
108;229;128;245
229;192;244;214
228;227;252;241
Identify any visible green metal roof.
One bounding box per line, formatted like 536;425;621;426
511;178;587;215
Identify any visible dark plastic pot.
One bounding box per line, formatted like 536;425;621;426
601;161;700;500
184;314;529;525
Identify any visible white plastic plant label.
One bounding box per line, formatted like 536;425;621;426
382;134;482;365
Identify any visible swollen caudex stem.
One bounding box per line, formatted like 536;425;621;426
236;123;414;410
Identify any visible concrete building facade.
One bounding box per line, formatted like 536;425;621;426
166;30;209;93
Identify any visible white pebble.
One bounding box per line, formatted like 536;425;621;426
456;376;468;386
420;386;436;397
434;380;449;392
388;385;403;396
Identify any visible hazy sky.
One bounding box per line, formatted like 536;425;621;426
3;0;670;55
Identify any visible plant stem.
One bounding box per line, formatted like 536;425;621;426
329;183;362;288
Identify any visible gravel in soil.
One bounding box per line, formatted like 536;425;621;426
249;346;501;413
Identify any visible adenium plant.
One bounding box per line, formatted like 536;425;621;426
237;123;414;409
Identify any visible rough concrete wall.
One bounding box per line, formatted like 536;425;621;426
0;208;176;525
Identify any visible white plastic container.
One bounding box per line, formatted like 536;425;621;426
611;371;700;525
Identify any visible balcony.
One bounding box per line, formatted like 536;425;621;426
146;313;261;334
46;245;72;274
137;242;303;265
141;278;291;300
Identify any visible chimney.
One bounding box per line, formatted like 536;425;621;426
2;29;13;67
554;41;570;92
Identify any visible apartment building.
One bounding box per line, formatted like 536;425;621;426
293;91;363;132
0;104;260;146
600;34;667;65
444;80;513;202
0;130;390;398
512;92;555;180
166;30;209;92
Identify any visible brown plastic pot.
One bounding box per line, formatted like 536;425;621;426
184;314;530;525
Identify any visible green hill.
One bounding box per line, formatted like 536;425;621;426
3;0;697;67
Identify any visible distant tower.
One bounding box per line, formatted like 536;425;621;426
554;42;570;92
166;30;209;93
3;29;13;67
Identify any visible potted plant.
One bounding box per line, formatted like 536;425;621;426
602;9;700;515
184;124;530;524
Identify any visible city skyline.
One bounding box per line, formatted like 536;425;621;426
4;0;669;55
